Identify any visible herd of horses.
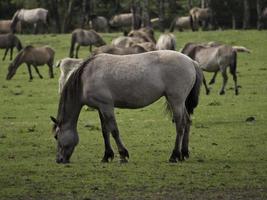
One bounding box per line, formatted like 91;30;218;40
1;7;252;164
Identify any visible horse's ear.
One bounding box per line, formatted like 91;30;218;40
50;116;58;125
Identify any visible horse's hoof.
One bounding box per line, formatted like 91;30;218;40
101;150;114;162
182;150;190;159
119;148;129;159
120;158;128;163
219;90;225;95
169;157;177;163
206;89;210;95
235;90;239;95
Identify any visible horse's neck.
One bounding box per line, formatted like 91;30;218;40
58;91;82;130
13;52;24;66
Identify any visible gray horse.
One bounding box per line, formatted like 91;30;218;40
89;16;109;32
11;8;49;34
189;7;212;30
0;33;22;60
50;51;202;164
169;16;194;32
181;42;250;95
69;29;106;58
156;33;176;50
6;45;54;81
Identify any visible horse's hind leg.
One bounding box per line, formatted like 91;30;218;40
3;48;9;61
182;111;191;159
33;65;43;79
98;111;114;162
75;45;80;58
48;60;54;78
167;98;186;162
209;71;218;85
219;68;228;95
99;106;129;163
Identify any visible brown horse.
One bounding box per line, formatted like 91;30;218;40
6;45;55;81
169;16;194;32
0;20;21;34
0;33;22;60
69;29;106;58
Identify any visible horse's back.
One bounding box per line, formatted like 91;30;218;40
81;51;196;108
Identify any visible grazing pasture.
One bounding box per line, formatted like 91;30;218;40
0;31;266;200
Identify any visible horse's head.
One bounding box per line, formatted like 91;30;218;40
6;62;16;80
50;116;79;164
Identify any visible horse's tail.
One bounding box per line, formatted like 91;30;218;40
229;50;237;75
185;61;203;115
69;33;76;58
232;46;251;54
169;17;177;32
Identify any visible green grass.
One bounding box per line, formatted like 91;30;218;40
0;30;267;200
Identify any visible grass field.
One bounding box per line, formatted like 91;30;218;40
0;30;266;200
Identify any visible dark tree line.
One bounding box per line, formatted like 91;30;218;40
0;0;267;33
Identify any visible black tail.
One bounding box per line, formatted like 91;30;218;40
185;62;203;115
69;33;75;58
229;50;237;75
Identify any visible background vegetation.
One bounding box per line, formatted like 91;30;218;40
1;0;267;32
0;30;266;199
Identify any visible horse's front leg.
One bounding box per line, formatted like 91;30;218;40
33;65;43;79
27;64;33;81
98;111;114;162
209;71;218;85
100;107;129;163
219;68;228;95
33;23;38;34
3;48;9;61
182;112;191;159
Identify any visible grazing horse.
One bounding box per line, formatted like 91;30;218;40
111;36;145;48
6;45;54;81
89;16;109;32
50;51;202;164
11;8;49;34
0;33;22;60
0;20;21;34
91;43;153;56
181;43;251;95
189;7;212;30
109;13;141;30
156;33;176;50
69;29;106;58
128;27;156;44
169;16;194;32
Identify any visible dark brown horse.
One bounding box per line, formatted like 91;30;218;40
6;45;54;81
0;33;22;60
69;29;106;58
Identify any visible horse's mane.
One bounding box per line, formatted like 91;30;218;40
57;56;96;124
